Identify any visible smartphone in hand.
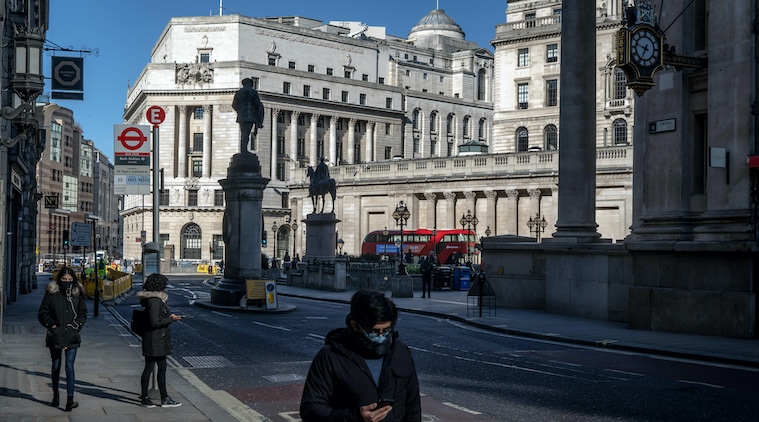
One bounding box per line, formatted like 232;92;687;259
377;399;394;408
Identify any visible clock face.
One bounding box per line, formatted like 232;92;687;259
630;28;660;67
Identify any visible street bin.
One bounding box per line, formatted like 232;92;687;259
433;266;452;290
455;266;471;290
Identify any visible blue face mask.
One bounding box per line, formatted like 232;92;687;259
364;330;392;345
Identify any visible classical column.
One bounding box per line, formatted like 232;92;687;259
443;191;457;229
290;111;300;174
310;113;319;167
484;190;497;234
202;105;212;178
554;0;600;241
177;105;187;178
271;108;280;180
424;192;437;229
463;191;477;217
329;116;338;165
365;121;375;162
528;188;542;217
504;189;519;235
347;118;356;164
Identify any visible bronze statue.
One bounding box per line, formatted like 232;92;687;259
307;158;336;213
232;78;265;153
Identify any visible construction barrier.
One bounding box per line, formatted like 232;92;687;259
197;264;218;274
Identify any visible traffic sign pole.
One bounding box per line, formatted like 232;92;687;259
146;106;165;259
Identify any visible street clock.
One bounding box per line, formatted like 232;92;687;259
616;23;665;96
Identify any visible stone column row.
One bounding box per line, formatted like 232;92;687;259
174;104;213;179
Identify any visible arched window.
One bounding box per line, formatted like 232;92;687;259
478;118;487;140
516;127;529;151
429;111;438;134
446;113;455;135
614;68;627;100
463;116;471;138
477;68;487;101
613;119;628;144
181;223;202;260
412;109;420;130
544;124;558;150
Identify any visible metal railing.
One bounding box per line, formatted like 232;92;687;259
346;262;395;291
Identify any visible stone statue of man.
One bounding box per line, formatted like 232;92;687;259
232;78;265;153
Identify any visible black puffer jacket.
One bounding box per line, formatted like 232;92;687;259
38;281;87;350
300;327;422;422
136;290;174;357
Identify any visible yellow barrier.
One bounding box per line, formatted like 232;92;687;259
197;264;217;274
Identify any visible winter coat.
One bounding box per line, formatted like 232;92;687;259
136;290;174;357
38;281;87;350
300;327;422;422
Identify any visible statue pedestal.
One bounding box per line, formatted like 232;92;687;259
211;152;270;306
303;213;340;262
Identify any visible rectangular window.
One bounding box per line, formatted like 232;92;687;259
308;64;315;72
518;48;529;67
283;82;291;94
525;12;536;27
199;53;210;63
268;56;276;66
378;77;385;84
362;74;369;81
423;73;428;80
326;67;333;76
192;160;202;177
385;123;391;135
303;85;311;97
277;135;285;153
547;44;558;63
160;233;170;248
323;88;330;100
159;189;169;206
288;61;296;69
341;91;349;102
517;83;529;109
193;107;203;119
188;190;198;206
297;138;306;158
214;189;224;206
212;234;224;260
385;146;392;160
251;77;260;89
192;133;203;151
344;70;352;78
359;93;367;105
385;98;393;108
546;79;558;107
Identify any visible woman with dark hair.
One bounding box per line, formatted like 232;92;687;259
137;273;183;408
38;266;87;411
300;290;422;421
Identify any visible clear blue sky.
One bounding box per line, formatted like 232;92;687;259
45;0;506;158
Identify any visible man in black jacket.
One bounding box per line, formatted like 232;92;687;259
300;290;421;421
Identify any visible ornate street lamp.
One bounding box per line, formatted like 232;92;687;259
484;226;492;237
527;214;548;242
392;201;411;275
337;238;344;255
291;220;298;257
459;210;478;266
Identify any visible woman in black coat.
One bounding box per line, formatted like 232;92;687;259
136;273;183;408
38;266;87;411
300;290;422;422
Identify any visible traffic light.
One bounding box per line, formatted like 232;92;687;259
62;229;70;250
262;230;267;248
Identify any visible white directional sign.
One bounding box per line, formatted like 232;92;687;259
70;222;92;247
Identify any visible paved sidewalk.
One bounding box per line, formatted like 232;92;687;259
3;274;758;422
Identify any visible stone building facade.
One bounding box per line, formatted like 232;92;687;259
121;6;633;264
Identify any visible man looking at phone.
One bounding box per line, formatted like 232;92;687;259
300;290;422;421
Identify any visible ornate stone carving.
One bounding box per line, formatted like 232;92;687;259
175;62;214;84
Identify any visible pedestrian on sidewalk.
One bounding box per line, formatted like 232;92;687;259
300;290;422;422
420;256;433;299
37;266;87;411
136;273;183;408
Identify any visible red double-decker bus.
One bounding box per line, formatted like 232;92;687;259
360;229;476;264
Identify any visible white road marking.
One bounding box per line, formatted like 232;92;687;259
442;402;482;415
254;321;292;331
679;379;725;389
212;311;237;318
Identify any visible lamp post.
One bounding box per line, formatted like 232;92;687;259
392;201;410;275
484;226;492;238
431;228;437;264
337;238;344;255
271;222;278;262
459;210;478;267
527;214;548;242
291;220;298;257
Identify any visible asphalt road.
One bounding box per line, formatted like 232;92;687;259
114;275;759;421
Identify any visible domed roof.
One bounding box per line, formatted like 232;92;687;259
409;9;465;40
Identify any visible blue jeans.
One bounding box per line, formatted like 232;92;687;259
50;347;78;396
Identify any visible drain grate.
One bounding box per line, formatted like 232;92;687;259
183;355;236;368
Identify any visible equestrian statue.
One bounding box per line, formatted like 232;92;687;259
307;157;337;213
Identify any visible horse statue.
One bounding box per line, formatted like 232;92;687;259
307;166;337;214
